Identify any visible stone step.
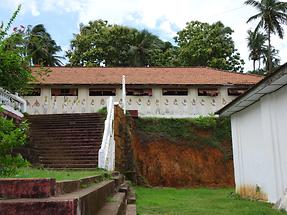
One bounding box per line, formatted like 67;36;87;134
30;129;104;134
42;163;98;169
126;204;136;215
39;155;98;161
29;126;104;130
41;160;98;165
36;146;100;151
32;137;102;142
27;113;104;118
31;137;102;142
97;192;126;215
39;150;99;155
35;142;101;147
0;180;115;215
127;187;136;204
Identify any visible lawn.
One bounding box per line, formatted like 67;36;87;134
0;167;107;181
136;187;286;215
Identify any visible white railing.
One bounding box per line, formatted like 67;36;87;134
122;75;126;114
0;87;27;117
98;96;115;171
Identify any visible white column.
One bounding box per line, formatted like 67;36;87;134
122;75;126;114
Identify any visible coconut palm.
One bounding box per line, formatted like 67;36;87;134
245;0;287;73
128;30;163;67
262;46;281;69
246;30;267;71
27;24;63;66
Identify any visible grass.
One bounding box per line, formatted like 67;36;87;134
135;117;232;159
136;187;287;215
0;167;107;181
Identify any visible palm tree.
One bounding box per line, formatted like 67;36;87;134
128;30;163;67
262;46;281;69
27;24;63;66
245;0;287;73
246;30;267;71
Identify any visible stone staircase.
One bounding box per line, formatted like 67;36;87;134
0;173;137;215
27;113;105;169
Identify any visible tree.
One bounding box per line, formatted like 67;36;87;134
175;21;244;72
0;5;29;177
245;0;287;73
246;30;267;72
66;20;177;67
26;24;63;66
67;20;136;66
128;30;162;66
262;46;281;69
0;5;33;94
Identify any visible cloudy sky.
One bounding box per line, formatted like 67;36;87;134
1;0;286;71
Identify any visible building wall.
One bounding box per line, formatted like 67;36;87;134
24;86;237;117
231;85;287;203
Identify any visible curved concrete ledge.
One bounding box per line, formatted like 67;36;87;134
0;178;56;199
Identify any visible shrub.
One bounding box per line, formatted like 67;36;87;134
0;113;29;176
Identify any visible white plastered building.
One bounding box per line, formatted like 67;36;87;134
217;63;287;204
24;67;262;117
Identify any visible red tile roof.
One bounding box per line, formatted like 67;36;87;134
32;67;263;85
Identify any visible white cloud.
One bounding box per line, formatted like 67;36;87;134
2;0;287;70
2;0;40;16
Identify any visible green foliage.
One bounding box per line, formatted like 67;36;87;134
66;20;177;67
136;187;286;215
135;116;231;153
247;29;267;72
25;24;63;66
0;5;34;94
97;107;107;115
175;21;245;72
245;0;287;73
0;116;29;176
0;167;108;181
0;47;33;94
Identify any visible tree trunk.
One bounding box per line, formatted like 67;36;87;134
253;60;256;72
267;29;272;74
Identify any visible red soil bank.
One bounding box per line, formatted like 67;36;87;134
132;136;234;187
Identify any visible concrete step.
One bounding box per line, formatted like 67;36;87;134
36;146;100;151
0;180;115;215
30;129;104;135
127;188;136;204
40;158;98;166
43;163;98;169
39;156;98;161
126;204;136;215
35;142;101;147
30;137;102;144
97;192;126;215
39;150;99;155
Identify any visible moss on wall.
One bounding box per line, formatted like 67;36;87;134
114;108;234;187
135;117;232;160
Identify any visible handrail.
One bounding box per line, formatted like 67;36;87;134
0;87;27;117
98;96;115;171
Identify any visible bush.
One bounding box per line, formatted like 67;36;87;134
0;113;29;176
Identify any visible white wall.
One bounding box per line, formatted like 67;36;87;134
24;86;237;117
231;85;287;203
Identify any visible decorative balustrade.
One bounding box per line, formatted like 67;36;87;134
0;88;27;117
98;96;115;171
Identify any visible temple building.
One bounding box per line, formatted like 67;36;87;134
24;67;263;117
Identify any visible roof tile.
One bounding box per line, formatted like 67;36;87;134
32;67;263;85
